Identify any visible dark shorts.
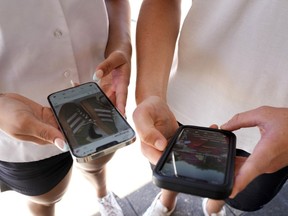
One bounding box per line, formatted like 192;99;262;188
0;152;73;196
225;149;288;211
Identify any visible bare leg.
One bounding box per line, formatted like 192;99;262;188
26;167;73;216
160;189;178;211
26;202;55;216
205;199;225;215
75;153;114;198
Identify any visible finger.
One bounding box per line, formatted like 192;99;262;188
27;118;64;144
98;80;127;116
93;70;103;83
70;80;79;87
234;156;248;176
54;138;70;151
115;94;126;116
209;124;219;129
133;107;167;151
230;162;260;198
230;152;268;198
94;52;126;80
221;109;260;131
114;82;128;116
141;142;163;165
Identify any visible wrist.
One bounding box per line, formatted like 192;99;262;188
135;89;166;105
105;39;132;59
135;72;168;105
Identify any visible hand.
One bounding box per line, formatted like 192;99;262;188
221;106;288;198
94;50;131;115
0;93;64;145
133;96;179;165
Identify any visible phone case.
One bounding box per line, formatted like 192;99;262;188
153;125;236;199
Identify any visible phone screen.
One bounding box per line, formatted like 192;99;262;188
159;127;231;185
48;82;135;159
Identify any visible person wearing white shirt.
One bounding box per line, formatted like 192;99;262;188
134;0;288;215
0;0;131;215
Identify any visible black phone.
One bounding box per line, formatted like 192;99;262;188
153;125;236;199
47;82;136;163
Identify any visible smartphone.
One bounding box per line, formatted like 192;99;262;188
47;82;136;163
153;125;236;199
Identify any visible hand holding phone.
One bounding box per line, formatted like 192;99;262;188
153;125;236;199
47;82;136;162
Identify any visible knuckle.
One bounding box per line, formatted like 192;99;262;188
103;61;113;72
16;114;30;130
233;113;241;120
39;129;51;142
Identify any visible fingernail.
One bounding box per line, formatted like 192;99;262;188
93;70;103;82
155;139;165;150
70;80;76;87
54;138;69;152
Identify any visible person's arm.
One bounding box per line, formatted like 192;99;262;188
136;0;181;104
104;0;131;60
133;0;182;164
221;106;288;198
95;0;132;115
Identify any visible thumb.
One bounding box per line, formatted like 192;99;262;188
93;52;126;81
35;122;69;152
54;138;69;152
138;125;168;151
230;162;259;198
30;120;64;144
230;153;266;198
133;112;167;151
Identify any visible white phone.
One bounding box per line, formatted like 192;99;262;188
48;82;136;162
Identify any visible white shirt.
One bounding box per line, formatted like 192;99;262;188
168;1;288;153
0;0;109;162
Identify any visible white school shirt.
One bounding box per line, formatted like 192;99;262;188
167;1;288;153
0;0;109;162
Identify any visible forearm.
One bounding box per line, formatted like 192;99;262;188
105;0;132;59
136;0;181;104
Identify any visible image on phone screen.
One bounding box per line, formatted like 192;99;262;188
159;127;231;185
48;82;135;159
